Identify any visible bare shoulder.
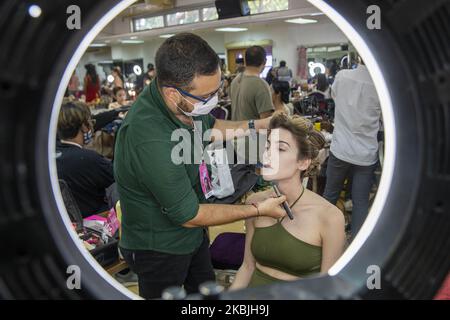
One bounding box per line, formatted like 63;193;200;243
306;190;345;226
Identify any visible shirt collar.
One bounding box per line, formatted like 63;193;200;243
60;140;82;148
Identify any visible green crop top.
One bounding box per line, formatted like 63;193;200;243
251;219;322;278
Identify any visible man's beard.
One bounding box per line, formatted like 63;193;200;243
178;99;194;115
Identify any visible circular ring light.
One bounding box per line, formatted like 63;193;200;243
133;65;142;76
308;61;326;77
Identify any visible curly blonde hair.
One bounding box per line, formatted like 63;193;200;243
268;113;325;178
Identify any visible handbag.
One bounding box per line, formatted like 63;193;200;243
207;148;235;199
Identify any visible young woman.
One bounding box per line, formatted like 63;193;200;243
230;113;346;289
108;87;128;110
271;80;294;116
310;73;331;99
112;66;124;89
84;64;100;103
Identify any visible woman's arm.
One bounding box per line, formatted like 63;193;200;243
229;217;257;291
319;206;346;273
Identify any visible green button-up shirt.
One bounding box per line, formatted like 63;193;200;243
114;79;216;254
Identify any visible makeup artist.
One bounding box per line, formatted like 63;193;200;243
114;33;287;299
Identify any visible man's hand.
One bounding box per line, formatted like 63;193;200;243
257;195;287;219
255;110;287;132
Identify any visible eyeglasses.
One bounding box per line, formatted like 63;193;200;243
165;79;224;105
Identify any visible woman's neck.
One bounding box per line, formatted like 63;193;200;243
273;98;285;111
276;174;304;205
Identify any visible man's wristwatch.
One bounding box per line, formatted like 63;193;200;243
248;119;257;139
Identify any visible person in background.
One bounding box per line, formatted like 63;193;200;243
143;63;156;87
112;66;124;89
265;67;277;86
108;87;129;110
230;113;345;289
326;59;339;85
220;59;231;77
56;100;115;218
323;56;381;238
230;46;274;121
230;46;274;164
276;60;293;84
68;70;80;97
219;77;231;100
271;79;293;116
84;64;100;103
309;73;331;100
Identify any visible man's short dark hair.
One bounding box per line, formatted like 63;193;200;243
280;60;286;67
57;101;91;140
245;46;267;67
155;33;220;90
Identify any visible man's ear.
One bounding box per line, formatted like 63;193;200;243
298;158;311;172
162;87;180;104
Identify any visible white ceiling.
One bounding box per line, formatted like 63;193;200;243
95;1;329;44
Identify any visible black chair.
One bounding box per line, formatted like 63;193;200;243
58;179;82;226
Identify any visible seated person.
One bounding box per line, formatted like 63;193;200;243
108;87;129;110
271;80;294;116
56;100;115;218
308;73;331;100
230;113;346;289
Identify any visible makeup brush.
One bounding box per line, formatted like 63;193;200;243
272;182;294;220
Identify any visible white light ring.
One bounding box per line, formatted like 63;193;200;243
308;61;326;77
48;0;141;300
133;65;142;76
307;0;396;276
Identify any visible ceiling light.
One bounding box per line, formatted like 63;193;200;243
215;27;248;32
120;40;144;44
159;34;175;38
89;43;107;47
285;18;318;24
327;46;342;52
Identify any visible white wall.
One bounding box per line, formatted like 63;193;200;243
223;21;348;75
76;20;347;83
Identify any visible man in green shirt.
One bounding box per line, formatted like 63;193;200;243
114;33;286;299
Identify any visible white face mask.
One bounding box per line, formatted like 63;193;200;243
178;93;218;117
